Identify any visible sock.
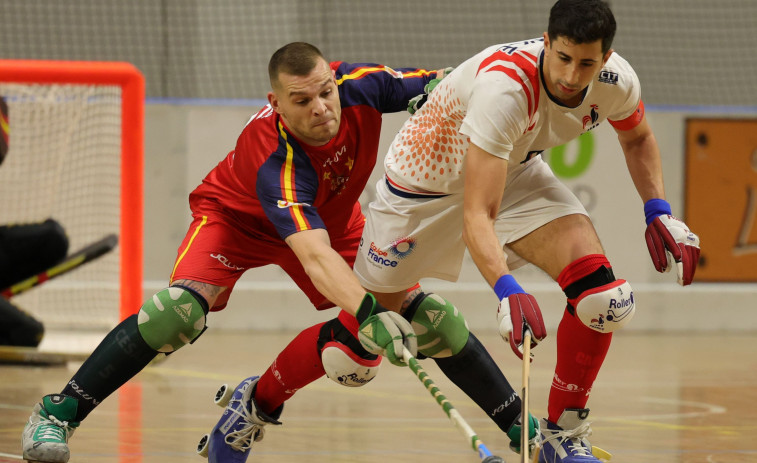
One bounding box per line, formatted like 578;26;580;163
434;332;520;432
548;254;614;423
254;321;328;415
61;314;158;421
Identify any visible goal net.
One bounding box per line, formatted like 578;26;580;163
0;60;143;352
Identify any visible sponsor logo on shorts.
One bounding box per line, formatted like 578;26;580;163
366;242;399;268
210;253;245;271
388;237;416;259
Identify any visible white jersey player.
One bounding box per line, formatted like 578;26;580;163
386;38;641;195
355;1;700;462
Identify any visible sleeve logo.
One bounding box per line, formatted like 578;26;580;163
277;200;311;208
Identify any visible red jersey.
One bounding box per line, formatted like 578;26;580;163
190;62;439;242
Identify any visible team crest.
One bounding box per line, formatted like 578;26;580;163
582;104;599;130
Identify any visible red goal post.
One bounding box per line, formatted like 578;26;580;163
0;60;144;324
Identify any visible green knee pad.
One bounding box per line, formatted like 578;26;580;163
137;286;207;353
409;293;469;358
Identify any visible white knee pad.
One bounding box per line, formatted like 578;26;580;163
321;341;382;387
574;279;635;333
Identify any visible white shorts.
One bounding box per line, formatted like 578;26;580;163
354;157;587;292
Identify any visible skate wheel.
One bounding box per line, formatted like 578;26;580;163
214;383;232;407
592;445;612;462
197;433;209;458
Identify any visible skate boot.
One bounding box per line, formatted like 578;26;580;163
506;413;541;454
22;394;80;463
197;376;283;463
538;408;610;463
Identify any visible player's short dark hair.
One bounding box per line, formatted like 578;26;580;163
548;0;616;54
268;42;326;88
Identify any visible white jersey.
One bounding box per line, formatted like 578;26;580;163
384;38;642;196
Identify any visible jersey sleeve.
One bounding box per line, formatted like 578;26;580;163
606;55;643;130
333;61;439;113
460;71;530;160
256;145;325;240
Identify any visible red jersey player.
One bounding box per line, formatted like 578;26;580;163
22;42;444;463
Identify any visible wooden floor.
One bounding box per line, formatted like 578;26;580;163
0;330;755;463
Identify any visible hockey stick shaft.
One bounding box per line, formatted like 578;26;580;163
521;331;532;463
402;347;497;461
1;233;118;298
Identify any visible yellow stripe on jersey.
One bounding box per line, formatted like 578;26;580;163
170;215;207;283
335;66;434;85
278;122;309;231
401;69;435;79
336;66;386;85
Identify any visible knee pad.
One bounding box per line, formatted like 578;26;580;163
137;285;208;352
405;292;469;358
318;318;381;387
574;279;635;333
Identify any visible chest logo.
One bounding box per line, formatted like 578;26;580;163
582;104;599;130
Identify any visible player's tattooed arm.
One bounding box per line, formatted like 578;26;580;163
171;279;227;308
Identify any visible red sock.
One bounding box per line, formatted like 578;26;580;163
254;321;327;415
548;254;613;423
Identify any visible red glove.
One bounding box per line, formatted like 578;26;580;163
645;214;700;286
496;292;547;360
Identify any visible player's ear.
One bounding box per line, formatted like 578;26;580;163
267;91;281;114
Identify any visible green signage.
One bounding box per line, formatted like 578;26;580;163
548;132;594;179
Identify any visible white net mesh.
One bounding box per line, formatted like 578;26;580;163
0;83;122;332
1;0;755;106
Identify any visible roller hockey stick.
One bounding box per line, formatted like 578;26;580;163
402;347;506;463
522;331;535;463
1;233;118;298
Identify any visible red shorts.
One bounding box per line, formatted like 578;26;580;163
170;199;364;311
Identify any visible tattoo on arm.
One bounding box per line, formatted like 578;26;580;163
400;287;423;314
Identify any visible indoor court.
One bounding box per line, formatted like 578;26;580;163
1;330;755;463
1;1;756;463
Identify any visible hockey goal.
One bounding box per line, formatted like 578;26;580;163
0;60;143;351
